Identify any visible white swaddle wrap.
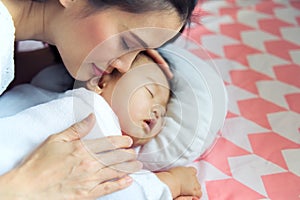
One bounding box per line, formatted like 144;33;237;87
0;86;172;200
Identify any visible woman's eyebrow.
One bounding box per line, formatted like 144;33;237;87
128;31;148;48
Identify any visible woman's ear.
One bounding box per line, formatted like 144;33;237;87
59;0;75;8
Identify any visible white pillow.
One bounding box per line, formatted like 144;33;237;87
138;42;228;171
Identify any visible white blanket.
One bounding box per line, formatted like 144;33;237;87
0;85;172;200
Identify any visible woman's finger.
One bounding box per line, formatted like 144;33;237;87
94;148;137;167
83;135;133;153
92;160;142;183
146;49;174;79
54;113;96;142
103;160;143;174
89;176;134;198
175;196;200;200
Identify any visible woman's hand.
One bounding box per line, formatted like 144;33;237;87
146;49;173;79
0;114;142;199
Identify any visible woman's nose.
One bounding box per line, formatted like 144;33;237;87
110;51;140;73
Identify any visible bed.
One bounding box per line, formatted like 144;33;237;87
185;0;300;199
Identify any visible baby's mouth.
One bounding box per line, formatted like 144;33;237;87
143;119;157;133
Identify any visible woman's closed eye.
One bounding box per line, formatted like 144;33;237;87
121;37;131;50
120;31;147;51
121;36;140;50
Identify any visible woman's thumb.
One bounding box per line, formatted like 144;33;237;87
57;113;96;142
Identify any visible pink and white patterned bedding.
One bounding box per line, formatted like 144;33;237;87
184;0;300;199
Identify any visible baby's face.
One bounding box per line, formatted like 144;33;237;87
104;55;170;146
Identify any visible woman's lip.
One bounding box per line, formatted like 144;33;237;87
92;63;105;76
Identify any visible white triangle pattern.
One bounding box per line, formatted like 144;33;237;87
247;53;290;78
281;149;300;176
256;80;300;109
274;7;300;25
268;111;300;144
201;34;239;57
241;30;279;52
228;154;287;196
212;58;247;83
281;27;300;45
222;117;269;152
226;85;257;115
290;50;300;65
237;10;272;28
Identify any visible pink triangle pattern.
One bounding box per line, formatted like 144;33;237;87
258;18;294;37
291;1;300;11
220;7;240;20
183;25;215;46
265;40;300;62
220;23;254;41
205;178;266;200
274;64;300;88
297;16;300;26
248;132;300;170
226;111;239;118
262;172;300;200
224;44;262;66
237;98;286;129
255;1;285;15
203;137;250;176
230;69;272;94
285;93;300;113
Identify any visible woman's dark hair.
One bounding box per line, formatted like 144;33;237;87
87;0;197;23
32;0;197;23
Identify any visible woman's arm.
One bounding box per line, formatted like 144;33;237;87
0;114;142;199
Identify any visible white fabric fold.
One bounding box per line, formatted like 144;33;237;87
0;1;15;95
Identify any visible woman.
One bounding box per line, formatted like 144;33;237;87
0;0;196;199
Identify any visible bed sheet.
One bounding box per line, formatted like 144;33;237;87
184;0;300;199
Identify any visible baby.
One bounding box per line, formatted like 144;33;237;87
86;52;201;198
86;53;169;146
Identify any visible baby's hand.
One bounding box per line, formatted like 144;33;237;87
169;167;202;198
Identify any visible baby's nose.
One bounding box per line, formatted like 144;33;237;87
151;105;166;120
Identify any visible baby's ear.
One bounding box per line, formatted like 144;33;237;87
59;0;76;8
86;77;103;95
